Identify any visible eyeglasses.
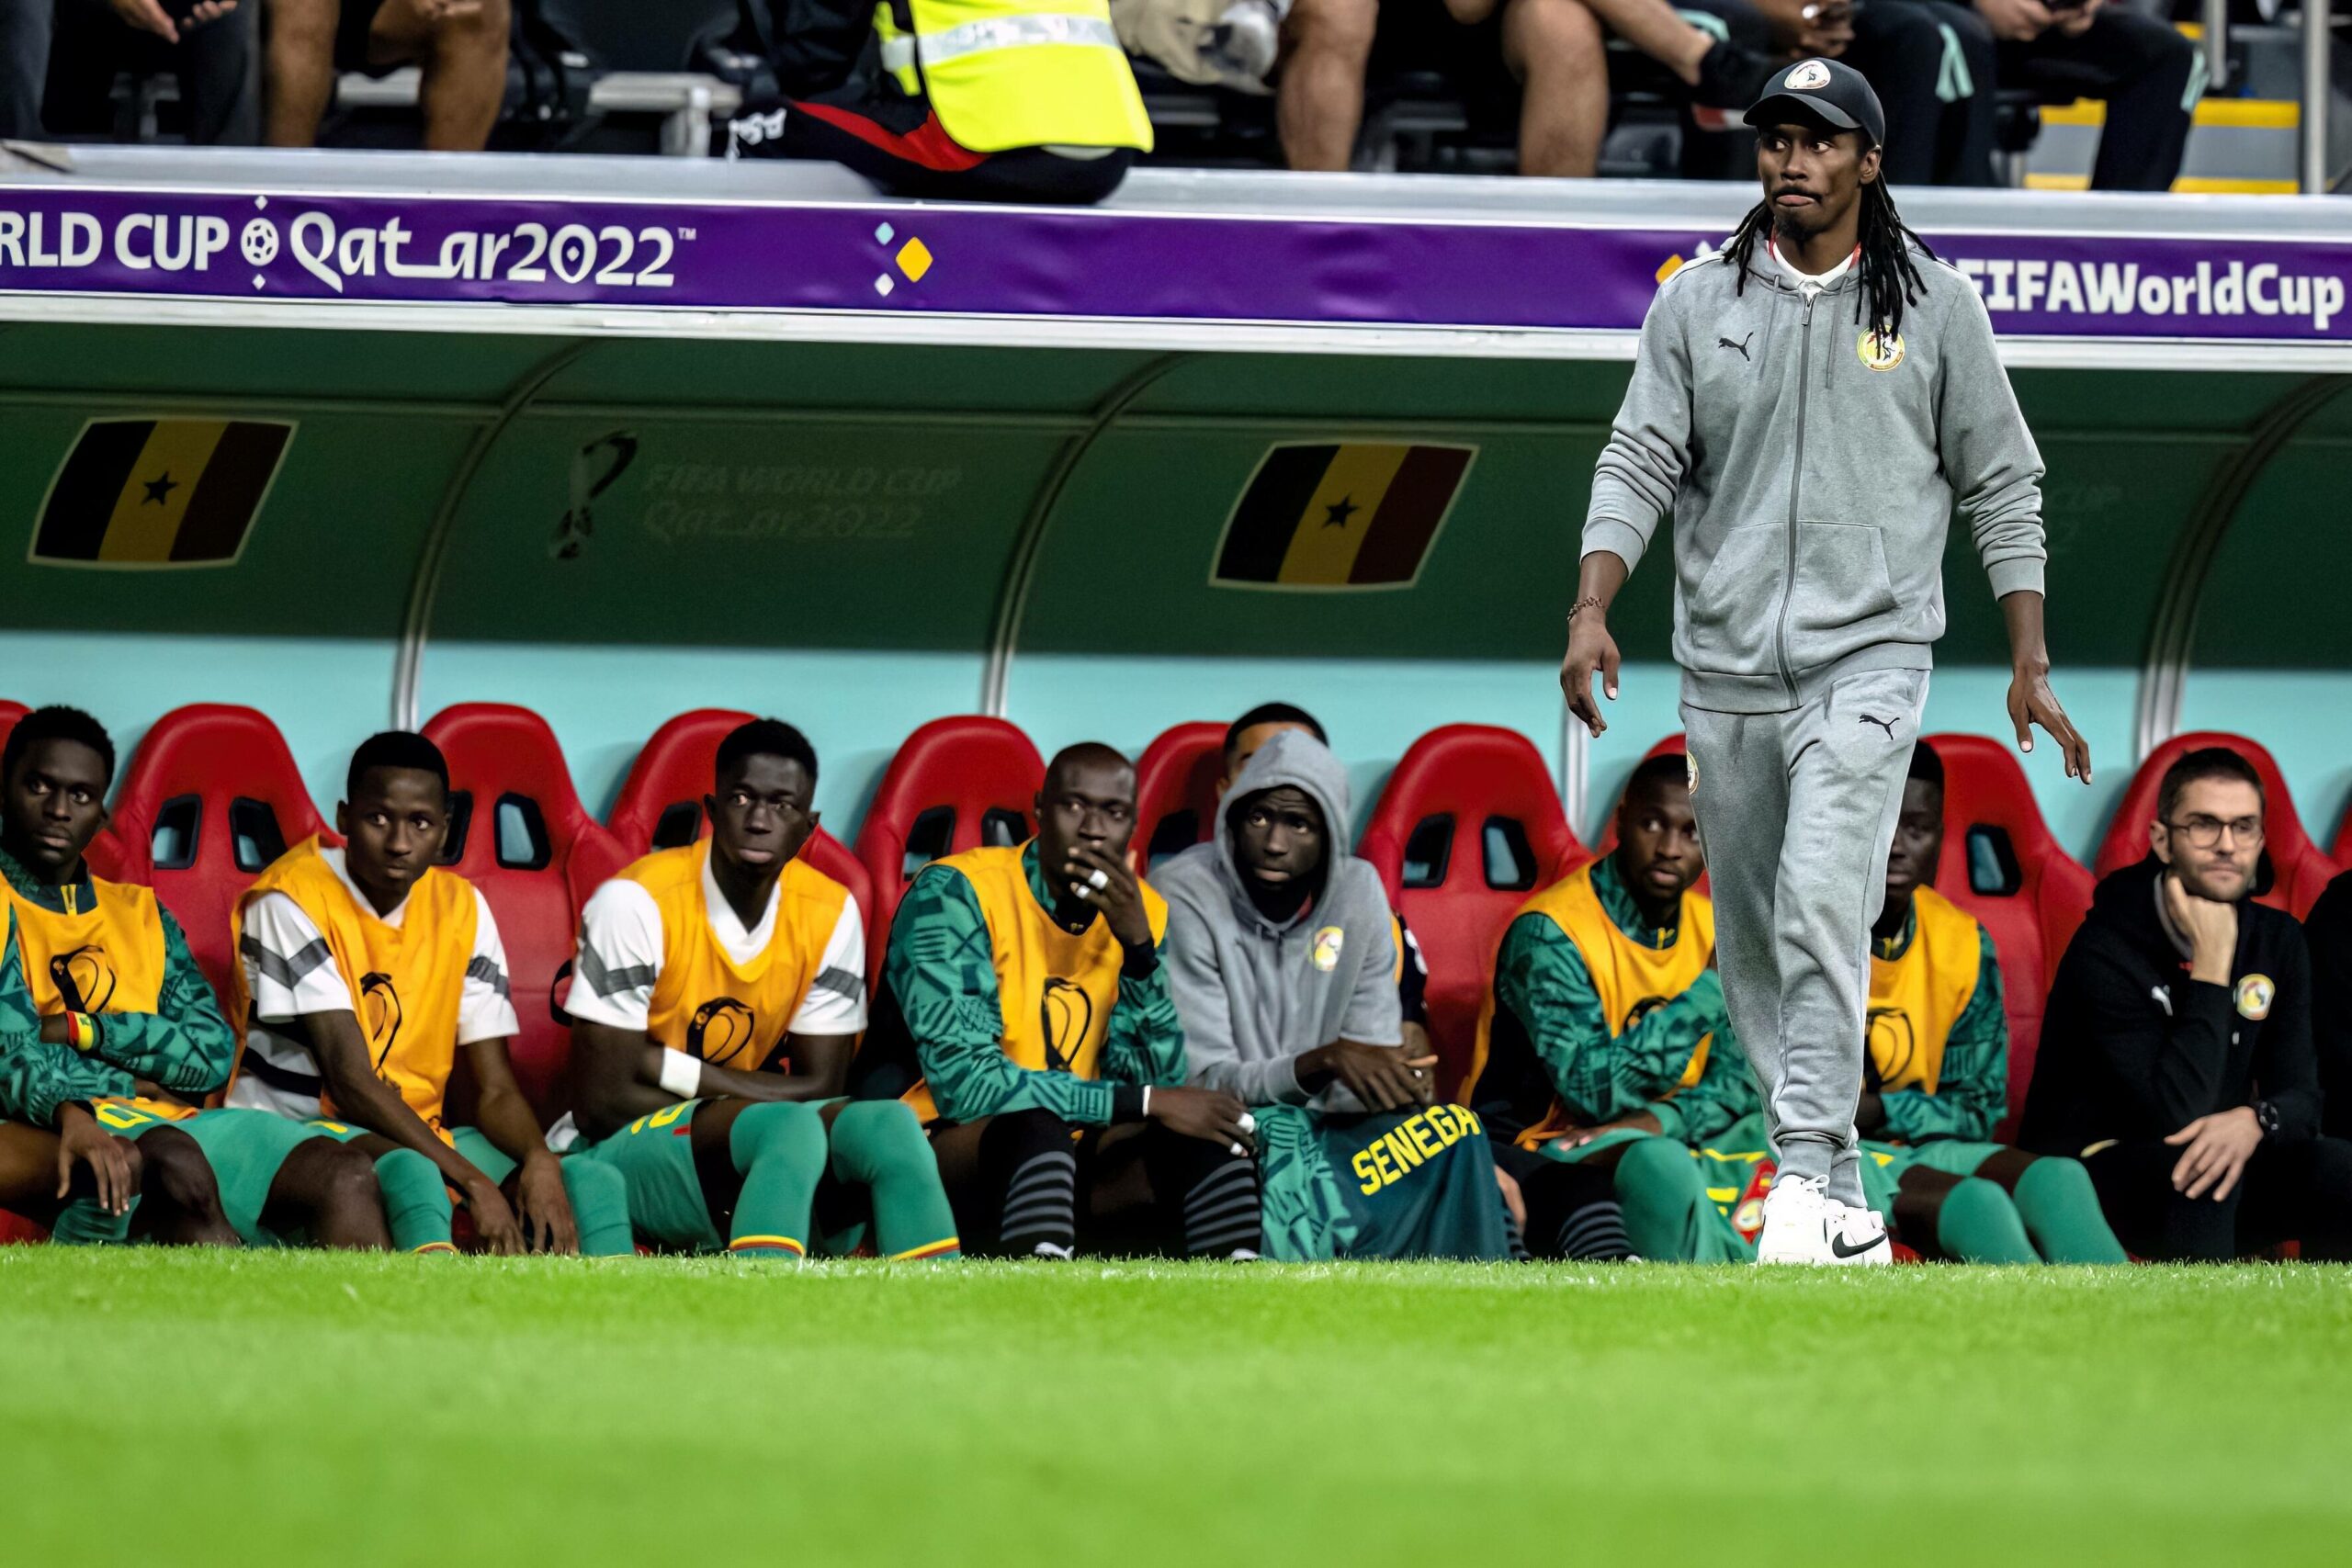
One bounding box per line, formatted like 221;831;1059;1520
2164;815;2264;850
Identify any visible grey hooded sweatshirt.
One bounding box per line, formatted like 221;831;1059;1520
1585;243;2047;714
1155;728;1402;1111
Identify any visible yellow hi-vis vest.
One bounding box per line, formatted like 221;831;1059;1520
1865;886;1983;1096
1469;863;1716;1149
875;0;1153;153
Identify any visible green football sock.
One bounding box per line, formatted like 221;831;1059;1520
726;1101;827;1258
2010;1156;2129;1264
1932;1177;2038;1264
46;1196;132;1246
373;1148;456;1255
1613;1137;1751;1263
559;1153;637;1258
826;1100;960;1260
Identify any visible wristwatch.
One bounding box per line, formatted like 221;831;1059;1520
2253;1099;2283;1138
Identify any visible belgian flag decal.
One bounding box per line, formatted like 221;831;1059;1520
1212;443;1474;591
32;418;294;569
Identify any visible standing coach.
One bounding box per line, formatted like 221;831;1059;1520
1559;59;2092;1264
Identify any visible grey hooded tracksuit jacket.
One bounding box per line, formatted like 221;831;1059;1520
1154;729;1404;1112
1584;243;2047;1203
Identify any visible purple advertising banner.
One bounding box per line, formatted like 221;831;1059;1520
1;184;2346;341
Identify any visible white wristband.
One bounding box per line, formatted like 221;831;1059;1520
1140;1085;1152;1118
657;1048;704;1100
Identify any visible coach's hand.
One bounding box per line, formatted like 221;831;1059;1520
513;1148;582;1255
1303;1040;1437;1111
1067;843;1154;949
1561;613;1621;739
461;1174;527;1256
1148;1087;1256;1156
2007;661;2092;783
56;1104;137;1215
1976;0;2056;42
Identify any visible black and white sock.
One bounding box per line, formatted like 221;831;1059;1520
1182;1155;1262;1260
1000;1148;1078;1259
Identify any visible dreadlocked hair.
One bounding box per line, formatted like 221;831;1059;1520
1725;177;1937;342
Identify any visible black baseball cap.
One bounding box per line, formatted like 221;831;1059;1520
1744;57;1886;149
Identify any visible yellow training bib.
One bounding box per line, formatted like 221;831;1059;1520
1866;886;1983;1096
232;837;477;1136
619;841;852;1072
0;868;167;1020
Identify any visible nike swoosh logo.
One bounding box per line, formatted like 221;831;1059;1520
1829;1231;1887;1259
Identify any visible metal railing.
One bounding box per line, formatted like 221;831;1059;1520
2306;0;2333;194
2201;1;2332;194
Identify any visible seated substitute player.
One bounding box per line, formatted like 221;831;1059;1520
229;732;631;1256
0;706;389;1248
1218;705;1433;1055
1850;742;2122;1262
2022;748;2352;1260
1;919;236;1246
1157;728;1512;1260
566;719;956;1261
853;743;1261;1260
1471;752;1752;1261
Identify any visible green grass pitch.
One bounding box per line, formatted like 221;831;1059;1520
6;1250;2348;1566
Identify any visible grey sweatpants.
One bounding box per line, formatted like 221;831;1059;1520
1681;668;1928;1207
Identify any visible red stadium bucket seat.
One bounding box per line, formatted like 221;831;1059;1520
1132;721;1226;873
1923;733;2094;1137
421;704;631;1121
1358;725;1589;1096
2334;797;2352;867
2093;732;2338;917
0;699;26;750
603;707;872;952
105;705;334;1010
851;716;1045;984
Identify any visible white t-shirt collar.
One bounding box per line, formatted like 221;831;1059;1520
321;845;410;928
701;842;780;952
1768;237;1860;292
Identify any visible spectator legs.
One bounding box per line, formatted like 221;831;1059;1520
1999;9;2197;192
1502;0;1610;177
266;0;510;152
1848;0;1997;187
375;0;509;152
1571;0;1711;87
263;0;341;147
1279;0;1377;170
0;0;51;139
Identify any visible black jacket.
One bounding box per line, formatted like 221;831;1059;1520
2019;856;2320;1156
2302;869;2352;1141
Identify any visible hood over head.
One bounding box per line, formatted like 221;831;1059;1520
1213;728;1352;931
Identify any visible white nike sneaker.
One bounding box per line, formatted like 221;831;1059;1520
1756;1173;1837;1264
1824;1201;1892;1267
